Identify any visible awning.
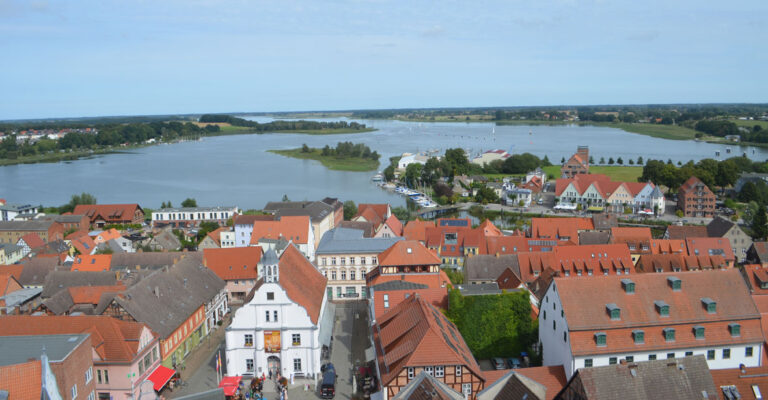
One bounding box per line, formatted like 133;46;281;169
318;302;336;347
219;376;242;396
365;346;376;362
587;206;604;212
146;365;176;391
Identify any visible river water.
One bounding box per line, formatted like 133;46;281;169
1;117;765;209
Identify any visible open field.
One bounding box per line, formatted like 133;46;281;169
731;119;768;130
483;165;642;182
268;148;380;171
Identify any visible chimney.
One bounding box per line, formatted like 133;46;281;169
154;286;159;298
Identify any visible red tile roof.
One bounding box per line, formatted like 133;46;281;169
685;237;735;262
0;264;24;281
73;204;142;224
0;315;153;362
743;264;768;295
555;174;653;199
372;287;448;321
19;233;45;249
249;216;311;245
71;234;97;255
650;239;687;254
478;220;502;237
378;241;442;267
205;227;229;247
383;215;404;236
482;366;567;400
635;253;728;273
203;247;263;281
277;245;328;324
554;270;762;356
403;220;436;243
517;244;633;283
72;254;113;272
368;268;451;292
485;236;558;256
0;360;42;400
710;366;768;400
0;272;23;296
92;228;121;244
374;294;483;388
68;285;126;304
665;225;709;240
530;218;593;244
355;204;390;227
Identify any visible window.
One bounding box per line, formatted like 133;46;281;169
383;294;389;308
331;270;337;280
246;359;254;372
293;359;302;372
723;349;731;359
667;353;675;359
245;334;253;347
273;311;278;322
648;354;657;361
685;351;693;357
97;370;102;385
584;359;593;367
266;311;270;322
341;270;346;280
655;301;670;317
694;326;705;339
553;320;556;330
71;385;78;400
663;328;675;342
702;298;717;314
341;257;346;266
707;350;715;360
331;257;336;265
408;367;414;379
103;370;108;384
564;331;568;342
87;392;95;400
595;332;607;347
456;365;462;377
543;310;546;320
292;334;301;346
729;323;741;337
633;330;644;344
435;366;444;377
350;271;356;280
267;292;274;300
462;384;472;397
747;346;754;357
424;366;434;376
85;367;92;384
625;356;634;362
609;357;617;365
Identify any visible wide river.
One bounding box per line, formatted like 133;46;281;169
1;117;766;209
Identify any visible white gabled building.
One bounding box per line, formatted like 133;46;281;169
225;244;332;379
540;269;763;378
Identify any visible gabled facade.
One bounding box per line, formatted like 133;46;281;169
249;216;315;260
72;204;144;228
225;245;330;378
678;176;716;218
203;247;263;303
707;216;753;261
540;270;763;378
560;146;589;178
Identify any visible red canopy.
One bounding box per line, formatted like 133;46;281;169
219;376;242;396
146;365;176;391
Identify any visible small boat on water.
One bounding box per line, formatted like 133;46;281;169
371;172;384;182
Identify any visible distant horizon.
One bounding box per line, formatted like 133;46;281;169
3;101;768;123
2;0;766;120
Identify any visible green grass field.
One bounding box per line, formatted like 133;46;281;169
483;165;642;182
268;148;380;171
731;119;768;130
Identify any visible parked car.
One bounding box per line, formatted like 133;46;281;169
492;358;505;370
506;357;521;369
320;363;336;398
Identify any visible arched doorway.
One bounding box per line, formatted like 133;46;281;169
267;356;281;378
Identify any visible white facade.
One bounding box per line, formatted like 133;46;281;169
504;188;532;207
397;153;430;169
632;184;655;210
151;206;239;227
539;281;763;378
205;287;229;336
221;231;236;248
235;222;253;247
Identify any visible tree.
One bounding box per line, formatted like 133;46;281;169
617;157;623;165
282;194;290;202
599;157;605;164
608;157;615;165
181;198;197;208
628;159;634;165
589;156;595;164
392;207;410;221
196;221;220;241
475;186;499;204
560;157;566;164
444;148;470;176
433;182;454;199
59;192;97;213
541;155;551;166
637;156;643;165
753;204;768;240
383;165;395;182
404;163;423;188
343;200;357;220
301;143;310;153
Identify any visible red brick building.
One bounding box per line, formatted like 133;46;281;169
677;176;716;218
73;204;145;228
560;146;589;178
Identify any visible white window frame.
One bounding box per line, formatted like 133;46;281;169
71;384;78;400
462;383;472;396
455;365;462;377
435;366;444;377
424;366;433;376
85;367;92;384
407;367;414;379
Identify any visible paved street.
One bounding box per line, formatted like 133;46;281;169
169;315;231;398
171;301;371;400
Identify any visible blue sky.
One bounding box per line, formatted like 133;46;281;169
1;0;766;120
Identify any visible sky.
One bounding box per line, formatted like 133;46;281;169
1;0;766;120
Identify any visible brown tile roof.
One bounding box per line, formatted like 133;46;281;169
41;270;117;298
249;216;311;245
517;244;633;284
649;239;687;254
378;240;441;267
464;255;519;282
384;215;404;236
374;294;483;388
276;244;327;324
403;220;436;243
356;204;390;226
203;247;262;281
338;221;375;237
205;227;229;247
73;204;142;223
18;257;66;286
393;372;464;400
666;225;709;240
554;270;762;356
481;366;566;400
685;237;735;262
750;242;768;264
514;366;567;400
710;365;768;400
635;253;728;273
0;264;24;281
68;285;126;304
19;233;45;249
0;360;42;400
72;254;113;272
529;218;593;244
0;315;153;362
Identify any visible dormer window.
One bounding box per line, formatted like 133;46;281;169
606;304;620;320
729;323;741;337
663;328;676;342
655;300;670;317
632;330;644;344
667;276;681;291
621;279;635;294
693;326;705;339
595;332;607;347
701;298;716;314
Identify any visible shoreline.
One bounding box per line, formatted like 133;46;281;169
268;148;380;172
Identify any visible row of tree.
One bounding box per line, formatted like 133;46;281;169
312;141;380;160
199;114;368;132
640;156;767;192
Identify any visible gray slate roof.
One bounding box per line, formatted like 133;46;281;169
464;255;520;282
18;258;68;286
39;214;86;224
316;227;403;255
393;372;465;400
0;220;56;231
110;251;192;270
149;230;182;251
707;216;737;238
0;334;89;366
370;280;429;291
579;231;611;245
262;248;279;265
264;200;334;222
42;289;75;315
591;213;618;230
477;370;547;400
112;256;225;338
0;287;42;312
41;271;118;298
558;356;717;400
457;283;503;296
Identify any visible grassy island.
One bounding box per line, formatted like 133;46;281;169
268;142;380;172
